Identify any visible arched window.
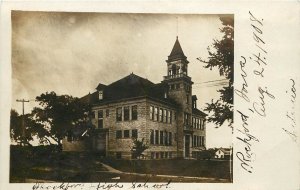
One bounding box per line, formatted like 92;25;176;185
172;64;176;75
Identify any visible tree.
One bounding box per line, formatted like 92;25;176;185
131;138;148;159
10;109;26;145
10;109;43;146
197;16;234;127
31;91;90;147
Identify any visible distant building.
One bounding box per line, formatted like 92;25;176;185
62;37;207;159
215;148;231;159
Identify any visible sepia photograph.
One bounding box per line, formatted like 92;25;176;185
10;11;234;183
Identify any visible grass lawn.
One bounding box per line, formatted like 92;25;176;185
10;146;232;183
101;158;232;179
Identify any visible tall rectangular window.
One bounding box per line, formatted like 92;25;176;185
184;113;188;125
116;130;122;139
192;117;196;128
169;132;172;145
167;111;171;123
159;108;163;122
193;135;196;147
150;130;154;144
160;131;164;145
132;129;138;138
98;110;103;128
200;119;202;130
197;136;200;147
132;105;137;120
155;130;159;144
124;130;130;138
197;119;200;129
99;91;103;100
150;106;154;120
163;109;167;123
164;131;168;145
124;106;130;121
106;109;109;117
154;107;158;121
116;107;122;121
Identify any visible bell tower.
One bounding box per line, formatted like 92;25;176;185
164;36;193;108
163;36;193;158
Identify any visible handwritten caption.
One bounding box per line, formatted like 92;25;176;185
282;79;297;142
235;11;276;173
32;180;172;190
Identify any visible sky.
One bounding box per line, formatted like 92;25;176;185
12;11;232;148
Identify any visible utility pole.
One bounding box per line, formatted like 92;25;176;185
16;99;30;146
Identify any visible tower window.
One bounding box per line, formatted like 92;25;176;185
172;64;176;75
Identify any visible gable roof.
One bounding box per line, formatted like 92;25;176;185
217;148;231;155
80;73;178;107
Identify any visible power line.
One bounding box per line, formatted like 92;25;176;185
194;79;228;85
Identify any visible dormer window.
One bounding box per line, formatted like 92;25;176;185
99;91;103;100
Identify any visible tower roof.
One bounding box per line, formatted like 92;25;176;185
167;36;187;62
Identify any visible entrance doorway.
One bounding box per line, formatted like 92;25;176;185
95;132;106;155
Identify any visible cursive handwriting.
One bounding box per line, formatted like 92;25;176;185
236;110;259;173
252;87;275;117
235;56;250;102
282;79;297;142
32;181;171;190
32;183;84;190
130;180;171;189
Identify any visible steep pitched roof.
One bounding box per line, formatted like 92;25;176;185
167;36;187;61
80;73;178;107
